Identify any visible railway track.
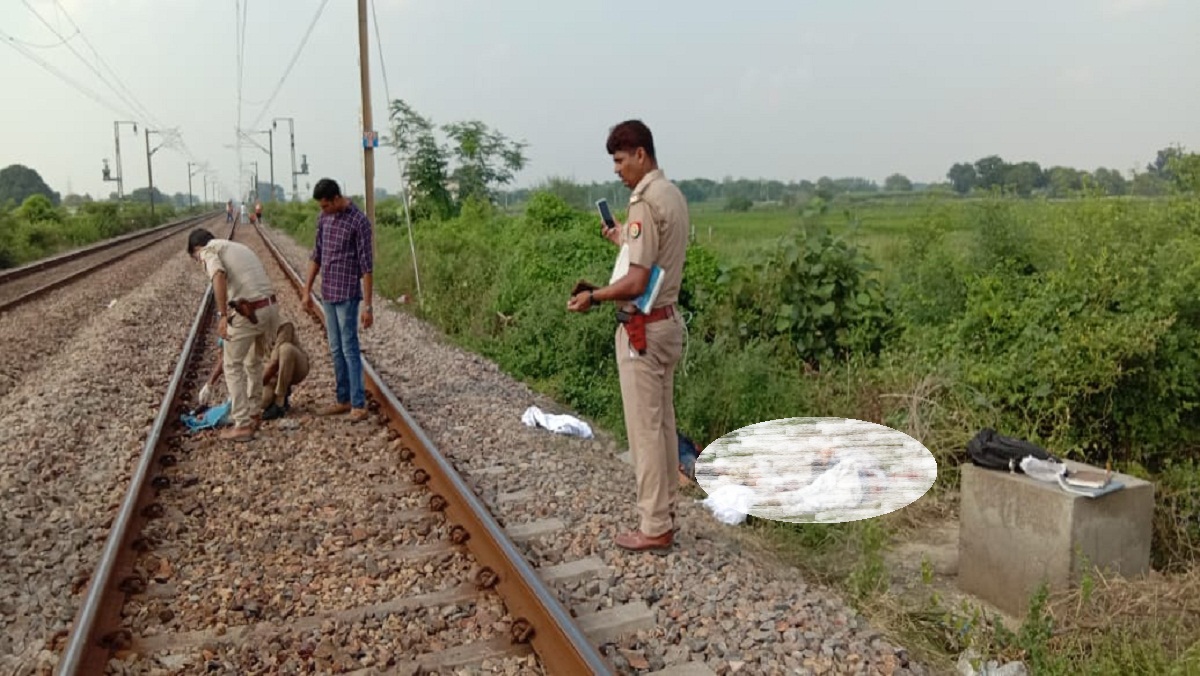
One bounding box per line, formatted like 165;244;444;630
0;212;218;314
56;221;613;674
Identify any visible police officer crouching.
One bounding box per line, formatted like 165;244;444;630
567;119;689;552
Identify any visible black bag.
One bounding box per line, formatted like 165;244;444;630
966;428;1060;472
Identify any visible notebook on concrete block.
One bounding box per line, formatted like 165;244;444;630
609;243;665;314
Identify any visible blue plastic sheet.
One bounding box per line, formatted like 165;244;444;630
180;400;232;433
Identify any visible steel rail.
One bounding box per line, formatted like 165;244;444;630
251;222;613;675
0;214;216;314
0;211;218;285
57;221;238;675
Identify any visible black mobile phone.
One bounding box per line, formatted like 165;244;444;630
596;199;616;230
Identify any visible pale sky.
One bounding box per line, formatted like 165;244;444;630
2;0;1197;202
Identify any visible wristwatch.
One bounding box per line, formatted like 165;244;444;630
589;291;596;305
364;306;373;313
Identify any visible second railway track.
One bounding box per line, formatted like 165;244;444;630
57;221;614;674
0;212;218;314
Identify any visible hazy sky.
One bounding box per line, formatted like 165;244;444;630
3;0;1197;202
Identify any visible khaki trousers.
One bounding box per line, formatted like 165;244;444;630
260;344;309;409
223;304;279;427
616;311;684;537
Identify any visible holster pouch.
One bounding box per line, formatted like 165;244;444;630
617;309;647;354
229;298;259;324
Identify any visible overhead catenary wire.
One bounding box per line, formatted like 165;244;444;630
246;0;331;132
18;0;148;124
47;0;163;129
369;0;423;304
0;29;138;120
11;2;226;199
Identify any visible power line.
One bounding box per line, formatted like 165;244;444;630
0;28;136;119
48;0;163;128
247;0;331;130
19;0;149;126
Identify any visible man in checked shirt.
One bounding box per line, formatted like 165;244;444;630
302;178;374;422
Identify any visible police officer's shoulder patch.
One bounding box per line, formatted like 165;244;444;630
629;221;642;239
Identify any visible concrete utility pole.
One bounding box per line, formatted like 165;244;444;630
187;162;201;209
144;128;165;219
273;117;303;201
103;121;138;200
357;0;377;253
243;128;275;201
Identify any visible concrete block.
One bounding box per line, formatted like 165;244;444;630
958;460;1154;617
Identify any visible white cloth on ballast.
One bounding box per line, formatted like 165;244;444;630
701;484;758;525
521;405;594;439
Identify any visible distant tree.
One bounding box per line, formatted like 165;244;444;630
1005;161;1043;197
16;193;60;223
536;176;590;210
815;176;837;200
724;195;753;212
947;163;977;194
1166;152;1200;193
1148;145;1185;180
0;164;60;207
387;99;454;220
1046;166;1083;197
127;186;172;205
443;120;528;204
974;155;1009;190
1090;167;1127;196
1130;171;1168;196
884;173;913;192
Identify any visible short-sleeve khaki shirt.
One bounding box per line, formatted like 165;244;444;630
623;169;689;309
199;239;274;302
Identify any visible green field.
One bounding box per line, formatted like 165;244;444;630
268;188;1200;674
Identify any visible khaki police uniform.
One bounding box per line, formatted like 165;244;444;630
260;321;310;410
199;238;280;428
616;168;688;538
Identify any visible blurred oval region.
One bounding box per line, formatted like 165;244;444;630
695;417;938;524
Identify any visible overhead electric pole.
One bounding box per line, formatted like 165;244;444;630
357;0;377;252
144;128;165;219
273;117;303;201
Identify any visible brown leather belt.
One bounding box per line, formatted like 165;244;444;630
246;294;277;310
644;305;674;323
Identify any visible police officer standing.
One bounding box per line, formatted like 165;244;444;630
567;120;688;552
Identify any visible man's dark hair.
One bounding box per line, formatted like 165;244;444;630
606;120;656;160
187;228;215;255
312;178;342;201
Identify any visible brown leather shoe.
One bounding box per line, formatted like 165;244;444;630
615;530;673;552
349;408;369;422
317;402;352;416
219;425;255;442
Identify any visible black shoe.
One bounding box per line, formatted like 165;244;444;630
262;403;286;421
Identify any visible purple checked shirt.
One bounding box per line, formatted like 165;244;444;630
310;200;374;303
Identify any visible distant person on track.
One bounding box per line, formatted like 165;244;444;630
226;200;233;224
255;200;264;225
301;178;374;423
239;203;247;225
188;228;281;442
566;119;690;553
